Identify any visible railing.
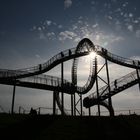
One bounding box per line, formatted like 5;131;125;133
88;70;140;99
0;47;90;79
18;106;140;116
95;45;140;68
1;41;140;80
20;74;72;88
100;108;140;116
1;38;140;116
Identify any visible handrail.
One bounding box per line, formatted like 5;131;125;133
0;39;140;80
87;70;139;100
0;38;140;115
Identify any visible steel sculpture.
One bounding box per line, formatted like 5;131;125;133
0;38;140;116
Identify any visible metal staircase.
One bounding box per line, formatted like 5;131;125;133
83;70;140;108
0;74;74;94
0;48;89;79
0;38;140;115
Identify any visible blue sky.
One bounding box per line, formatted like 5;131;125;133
0;0;140;114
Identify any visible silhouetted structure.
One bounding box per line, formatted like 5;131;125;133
69;49;72;56
39;64;42;71
0;38;140;117
30;108;37;115
114;79;117;89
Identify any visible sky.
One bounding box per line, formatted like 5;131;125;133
0;0;140;115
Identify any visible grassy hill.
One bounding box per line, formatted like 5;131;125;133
0;113;140;140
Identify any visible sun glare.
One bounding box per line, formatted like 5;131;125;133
89;52;96;59
82;52;97;63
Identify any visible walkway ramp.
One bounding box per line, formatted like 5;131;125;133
83;70;140;108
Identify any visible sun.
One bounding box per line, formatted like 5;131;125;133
82;51;97;63
89;52;97;59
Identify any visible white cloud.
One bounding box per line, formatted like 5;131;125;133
47;32;56;40
38;27;42;31
92;23;98;28
95;34;100;41
46;20;52;26
38;31;56;40
122;2;128;7
59;30;77;41
133;20;139;24
111;36;124;42
35;54;41;59
129;13;133;18
72;25;78;30
108;16;113;20
74;37;81;42
64;0;72;9
127;25;133;32
91;1;95;5
47;32;55;37
78;20;83;24
31;17;124;45
58;25;63;29
130;56;140;60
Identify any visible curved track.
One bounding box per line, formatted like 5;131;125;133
0;39;140;80
0;38;97;115
0;38;140;115
72;38;96;94
0;46;89;79
0;38;97;95
83;70;140;108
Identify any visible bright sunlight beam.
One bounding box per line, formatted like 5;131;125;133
89;52;97;59
82;51;97;63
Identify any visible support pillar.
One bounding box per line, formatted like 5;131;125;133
105;58;113;116
74;93;76;116
11;83;16;114
71;94;74;116
95;57;100;116
136;69;140;91
89;107;91;116
53;91;56;115
61;62;64;115
80;94;83;116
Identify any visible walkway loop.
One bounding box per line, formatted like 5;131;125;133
72;38;96;94
0;38;140;115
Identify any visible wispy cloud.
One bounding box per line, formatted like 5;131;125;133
127;25;133;32
59;30;77;41
64;0;72;9
130;56;140;60
31;17;124;46
45;20;52;26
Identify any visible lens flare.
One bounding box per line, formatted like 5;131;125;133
89;52;96;59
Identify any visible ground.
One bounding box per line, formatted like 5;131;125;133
0;113;140;140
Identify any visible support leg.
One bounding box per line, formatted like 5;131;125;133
53;91;56;115
95;57;100;116
74;93;76;116
80;94;83;116
89;107;91;116
136;69;140;92
11;84;16;114
105;58;113;116
71;94;74;116
61;62;64;115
